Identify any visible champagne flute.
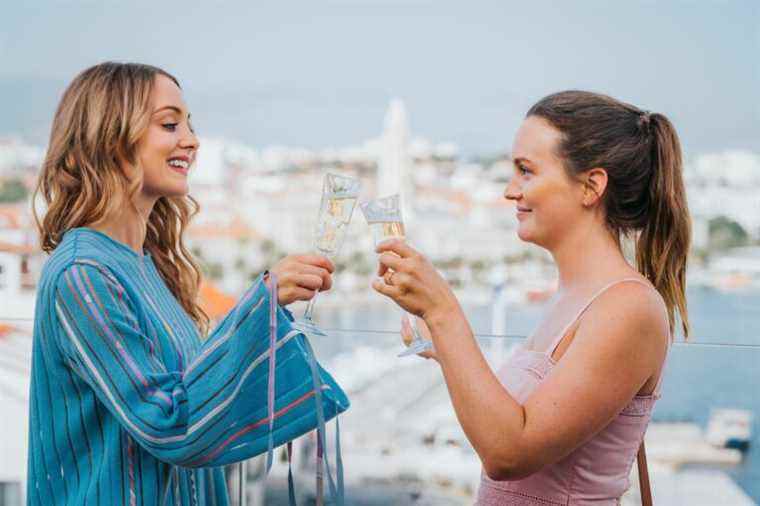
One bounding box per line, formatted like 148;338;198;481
360;194;434;357
291;173;361;337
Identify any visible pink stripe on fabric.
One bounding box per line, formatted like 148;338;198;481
127;435;137;506
72;266;173;408
187;388;320;467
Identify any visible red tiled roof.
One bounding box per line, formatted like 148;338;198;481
198;281;236;320
0;240;37;254
0;205;24;229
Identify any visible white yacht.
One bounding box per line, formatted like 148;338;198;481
706;408;753;452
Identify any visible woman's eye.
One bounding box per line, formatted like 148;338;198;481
162;123;178;131
519;164;530;175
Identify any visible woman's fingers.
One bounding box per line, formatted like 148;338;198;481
295;263;333;291
375;238;417;258
388;271;414;290
276;284;316;305
271;253;336;305
288;286;317;302
400;315;414;346
377;252;405;276
401;315;437;361
372;276;422;316
293;254;335;273
292;273;324;291
278;272;324;294
372;277;402;299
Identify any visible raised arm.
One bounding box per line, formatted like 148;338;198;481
372;239;668;480
54;260;305;468
431;282;666;479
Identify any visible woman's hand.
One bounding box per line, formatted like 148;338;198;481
401;315;438;361
371;239;459;324
270;254;334;306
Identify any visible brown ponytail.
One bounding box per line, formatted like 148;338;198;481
528;91;691;338
635;113;690;337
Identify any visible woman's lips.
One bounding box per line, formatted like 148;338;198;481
167;162;188;175
516;207;532;219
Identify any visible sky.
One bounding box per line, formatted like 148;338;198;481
1;1;757;156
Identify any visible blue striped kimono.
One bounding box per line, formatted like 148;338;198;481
27;227;300;505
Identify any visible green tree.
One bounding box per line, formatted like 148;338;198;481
203;262;224;280
708;216;748;250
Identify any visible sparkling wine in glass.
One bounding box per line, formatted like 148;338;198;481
360;194;434;357
291;173;361;337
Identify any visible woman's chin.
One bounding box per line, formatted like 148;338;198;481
164;184;190;198
516;225;533;243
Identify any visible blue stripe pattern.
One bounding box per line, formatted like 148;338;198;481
27;227;300;505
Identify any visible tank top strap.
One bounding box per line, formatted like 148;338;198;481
545;277;654;357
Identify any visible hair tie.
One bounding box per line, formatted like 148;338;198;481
638;110;653;132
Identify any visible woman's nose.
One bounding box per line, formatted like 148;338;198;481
504;177;521;201
179;127;199;152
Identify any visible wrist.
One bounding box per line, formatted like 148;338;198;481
423;298;464;333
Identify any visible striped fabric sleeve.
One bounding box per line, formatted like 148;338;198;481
53;260;301;468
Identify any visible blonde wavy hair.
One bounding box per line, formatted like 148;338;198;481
33;62;210;337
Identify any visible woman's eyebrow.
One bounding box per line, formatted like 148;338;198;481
512;156;532;166
153;105;189;117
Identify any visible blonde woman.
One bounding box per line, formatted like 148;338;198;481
28;62;334;505
374;91;690;505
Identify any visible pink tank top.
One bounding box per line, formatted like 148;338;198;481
477;278;669;506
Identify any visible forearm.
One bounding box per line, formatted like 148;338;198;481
176;277;300;467
64;270;292;467
426;305;527;476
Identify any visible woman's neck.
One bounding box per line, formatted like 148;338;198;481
88;195;154;254
550;221;635;295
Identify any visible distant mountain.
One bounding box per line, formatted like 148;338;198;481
0;76;389;149
2;76;758;157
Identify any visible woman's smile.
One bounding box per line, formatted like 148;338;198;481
167;155;191;176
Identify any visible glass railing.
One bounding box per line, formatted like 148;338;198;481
2;311;758;505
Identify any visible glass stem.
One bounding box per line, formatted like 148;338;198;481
405;312;424;342
303;290;320;320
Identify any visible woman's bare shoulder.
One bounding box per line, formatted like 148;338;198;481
579;277;670;352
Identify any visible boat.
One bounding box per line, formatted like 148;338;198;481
705;408;753;452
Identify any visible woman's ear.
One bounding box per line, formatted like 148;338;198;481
582;167;608;207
